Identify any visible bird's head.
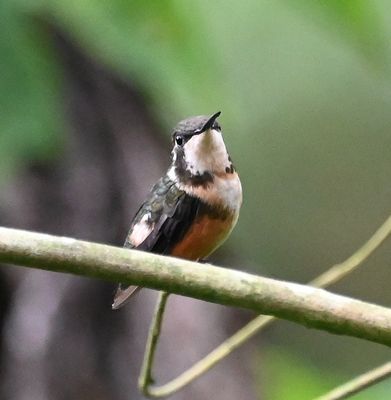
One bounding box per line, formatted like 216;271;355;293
170;111;234;186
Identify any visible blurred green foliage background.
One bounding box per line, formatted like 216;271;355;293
1;0;391;399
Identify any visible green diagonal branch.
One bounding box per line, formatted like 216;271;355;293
0;226;391;347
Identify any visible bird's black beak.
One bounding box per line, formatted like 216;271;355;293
183;111;222;138
200;111;221;133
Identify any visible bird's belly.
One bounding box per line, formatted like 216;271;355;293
170;213;237;260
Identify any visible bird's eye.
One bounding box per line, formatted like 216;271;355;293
175;136;184;146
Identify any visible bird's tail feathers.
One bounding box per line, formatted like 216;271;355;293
112;285;142;309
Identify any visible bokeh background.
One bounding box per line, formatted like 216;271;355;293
1;1;391;399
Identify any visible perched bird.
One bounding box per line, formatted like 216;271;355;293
112;111;242;309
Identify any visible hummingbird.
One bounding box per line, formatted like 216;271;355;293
112;111;242;309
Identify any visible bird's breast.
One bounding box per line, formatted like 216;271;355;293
170;209;237;260
171;171;242;260
185;171;242;212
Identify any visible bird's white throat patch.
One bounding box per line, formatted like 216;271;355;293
183;129;230;175
168;128;242;212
